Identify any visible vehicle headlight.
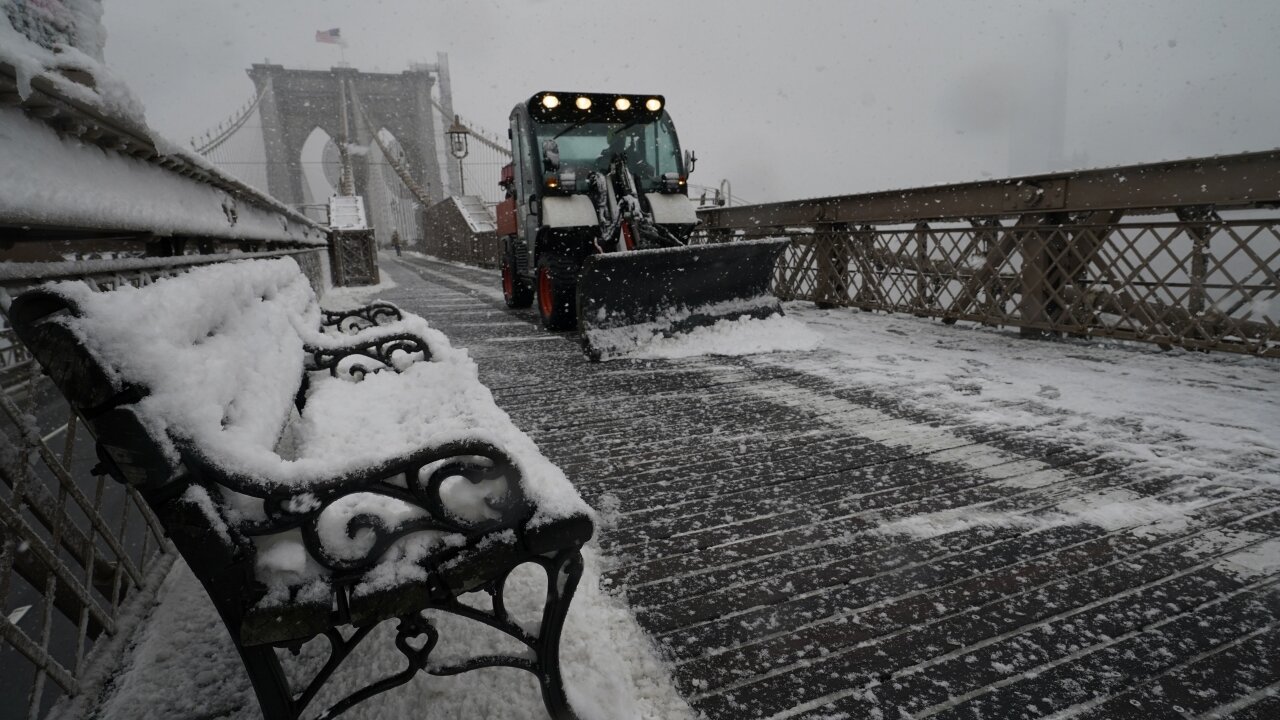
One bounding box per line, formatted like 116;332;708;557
542;94;560;109
615;97;632;111
645;97;662;112
575;96;592;110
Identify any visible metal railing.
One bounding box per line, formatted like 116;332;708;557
0;250;328;719
0;351;174;720
696;150;1280;357
1;24;333;712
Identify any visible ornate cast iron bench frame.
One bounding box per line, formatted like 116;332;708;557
10;285;594;720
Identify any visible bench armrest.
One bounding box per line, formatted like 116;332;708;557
303;333;434;380
184;439;564;577
319;301;403;335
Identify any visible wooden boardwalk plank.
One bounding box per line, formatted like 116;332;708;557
1218;692;1280;720
628;464;1137;622
384;256;1280;720
674;492;1274;692
1065;625;1280;719
699;509;1280;718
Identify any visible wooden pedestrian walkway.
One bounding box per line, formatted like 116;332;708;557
385;255;1280;720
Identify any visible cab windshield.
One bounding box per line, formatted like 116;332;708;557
532;114;682;191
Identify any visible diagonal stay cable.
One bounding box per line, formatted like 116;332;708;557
426;96;511;157
350;88;433;206
191;84;268;156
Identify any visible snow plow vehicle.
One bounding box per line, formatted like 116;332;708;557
496;91;788;359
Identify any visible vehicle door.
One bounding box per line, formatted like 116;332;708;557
510;111;541;255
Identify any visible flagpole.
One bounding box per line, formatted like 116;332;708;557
316;29;349;66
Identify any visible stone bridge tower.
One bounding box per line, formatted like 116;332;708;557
247;54;458;214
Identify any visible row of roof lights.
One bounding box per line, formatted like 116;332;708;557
540;95;662;112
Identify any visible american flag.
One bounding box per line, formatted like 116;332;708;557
315;28;345;46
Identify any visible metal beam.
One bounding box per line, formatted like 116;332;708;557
698;150;1280;228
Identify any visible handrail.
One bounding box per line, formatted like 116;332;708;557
698;150;1280;228
0;61;325;243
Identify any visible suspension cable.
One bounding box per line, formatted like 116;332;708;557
427;96;511;157
336;79;355;195
349;87;432;206
191;84;268;156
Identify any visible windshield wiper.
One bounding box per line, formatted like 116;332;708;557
554;117;645;141
553;118;593;139
613;119;642;135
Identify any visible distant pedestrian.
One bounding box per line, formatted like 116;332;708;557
391;230;402;257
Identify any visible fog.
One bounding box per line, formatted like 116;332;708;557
104;0;1280;203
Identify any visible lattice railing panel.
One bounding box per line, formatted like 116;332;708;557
0;365;174;719
696;217;1280;356
0;250;325;718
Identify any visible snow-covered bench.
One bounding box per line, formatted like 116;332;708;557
9;258;594;720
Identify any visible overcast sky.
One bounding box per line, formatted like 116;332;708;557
102;0;1280;204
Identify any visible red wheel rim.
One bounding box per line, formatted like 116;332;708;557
538;266;554;318
622;223;636;251
502;261;514;298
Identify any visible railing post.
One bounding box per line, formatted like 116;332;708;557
1189;232;1208;315
814;223;850;309
329;229;380;287
813;231;834;308
852;224;879;307
1177;207;1215;316
914;222;930;315
1016;214;1059;337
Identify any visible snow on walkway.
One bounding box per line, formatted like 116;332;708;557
96;255;1279;720
386;255;1279;720
90;262;695;720
93;546;692;720
779;304;1279;492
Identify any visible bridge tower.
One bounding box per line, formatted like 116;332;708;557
247;56;459;230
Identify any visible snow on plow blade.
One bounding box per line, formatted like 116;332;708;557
578;237;790;360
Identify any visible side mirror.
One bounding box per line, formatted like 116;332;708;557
527;194;540;216
684;149;697;174
542;139;561;170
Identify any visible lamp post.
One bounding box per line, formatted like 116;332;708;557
446;116;471;196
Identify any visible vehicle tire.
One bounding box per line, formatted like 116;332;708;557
501;251;533;308
536;254;577;331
